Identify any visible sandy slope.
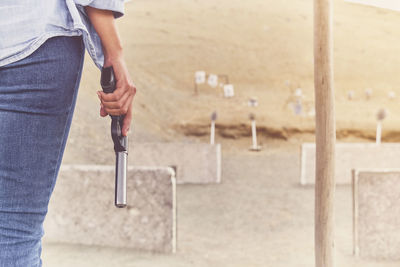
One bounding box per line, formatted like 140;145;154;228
60;0;400;168
64;0;400;144
114;0;400;141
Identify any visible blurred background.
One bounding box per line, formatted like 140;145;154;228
42;0;400;266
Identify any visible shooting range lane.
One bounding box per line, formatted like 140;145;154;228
34;0;400;266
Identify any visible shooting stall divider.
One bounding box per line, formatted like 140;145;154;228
129;142;222;184
352;169;400;260
43;165;177;253
300;143;400;185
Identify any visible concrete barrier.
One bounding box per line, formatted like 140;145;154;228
352;169;400;260
43;165;176;253
130;142;222;184
300;143;400;185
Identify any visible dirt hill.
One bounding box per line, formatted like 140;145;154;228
64;0;400;165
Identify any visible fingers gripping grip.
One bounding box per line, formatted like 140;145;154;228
100;66;127;152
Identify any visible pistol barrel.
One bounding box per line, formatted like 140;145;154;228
115;136;128;208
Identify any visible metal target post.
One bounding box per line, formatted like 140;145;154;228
210;111;217;145
314;0;336;266
376;108;387;145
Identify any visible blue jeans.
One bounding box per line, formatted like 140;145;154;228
0;36;85;266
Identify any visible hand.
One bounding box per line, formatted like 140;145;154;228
97;56;136;137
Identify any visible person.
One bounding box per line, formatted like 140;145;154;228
0;1;136;266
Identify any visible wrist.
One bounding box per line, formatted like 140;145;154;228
103;47;123;67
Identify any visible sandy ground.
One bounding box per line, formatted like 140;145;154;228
43;139;400;267
39;0;400;266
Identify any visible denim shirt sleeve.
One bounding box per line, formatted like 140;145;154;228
68;0;125;69
0;1;125;68
73;0;125;18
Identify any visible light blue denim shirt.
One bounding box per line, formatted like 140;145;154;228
0;0;124;69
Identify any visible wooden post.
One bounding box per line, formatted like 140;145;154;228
314;0;336;267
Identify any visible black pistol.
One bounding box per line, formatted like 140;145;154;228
100;66;128;208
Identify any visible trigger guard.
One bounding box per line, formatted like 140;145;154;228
111;118;126;152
